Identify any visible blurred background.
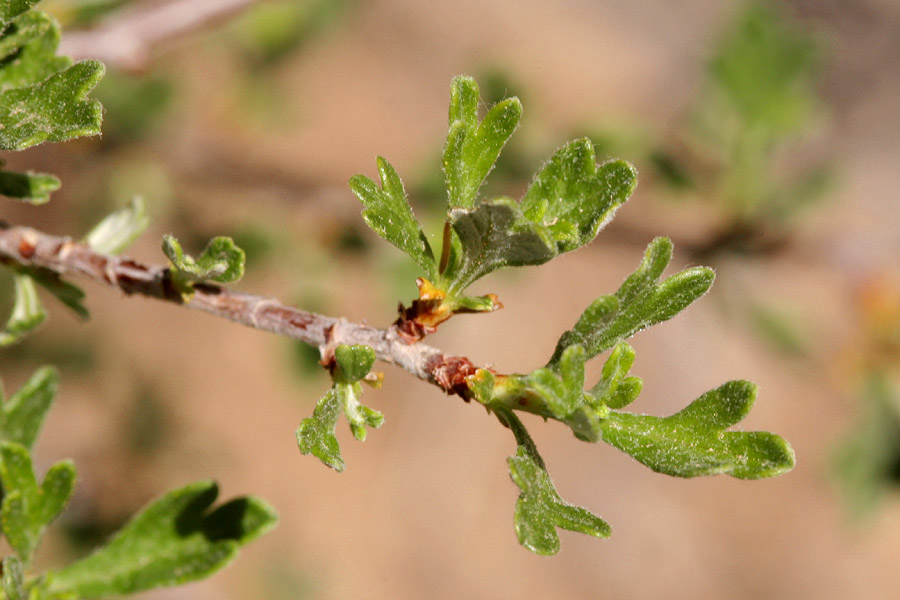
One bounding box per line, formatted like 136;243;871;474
3;0;900;597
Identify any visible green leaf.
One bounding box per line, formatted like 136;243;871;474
333;344;376;384
297;388;344;471
84;197;149;255
0;442;76;562
497;409;610;555
0;1;41;26
349;157;436;278
600;380;795;479
25;267;88;319
443;75;522;210
0;274;46;347
0;3;104;150
0;59;105;151
0;168;60;204
587;341;642;410
442;198;555;292
549;237;714;365
163;235;246;286
2;555;26;600
520;140;637;252
297;345;382;469
45;480;277;598
0;366;57;450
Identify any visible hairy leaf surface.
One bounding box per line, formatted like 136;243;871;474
549;237;714;365
46;481;277;598
350;157;436;278
498;409;609;555
443;76;522;210
601;380;795;479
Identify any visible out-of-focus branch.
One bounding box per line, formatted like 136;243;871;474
59;0;260;72
0;224;478;397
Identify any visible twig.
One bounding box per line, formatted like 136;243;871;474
0;224;478;397
58;0;260;72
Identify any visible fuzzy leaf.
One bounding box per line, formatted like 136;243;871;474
600;380;795;479
85;197;149;255
521;140;637;252
0;274;46;347
163;235;246;285
0;442;75;562
498;409;609;555
350;157;436;277
1;1;41;25
45;480;277;598
443;198;555;292
333;344;376;384
0;366;57;450
2;555;26;600
0;59;104;150
587;341;643;410
549;237;714;365
0;168;60;204
0;3;104;150
297;388;345;471
443;75;522;210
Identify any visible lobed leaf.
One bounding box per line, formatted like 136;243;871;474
587;341;643;410
45;480;277;598
443;75;522;210
520;139;637;252
85;197;149;255
0;167;60;204
298;345;382;469
0;365;57;450
0;1;41;27
296;388;345;471
163;235;246;288
0;274;46;347
0;441;75;562
0;59;105;151
443;198;555;292
349;157;436;278
497;409;609;555
600;380;795;479
549;237;714;366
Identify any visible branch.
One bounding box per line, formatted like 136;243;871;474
58;0;260;72
0;224;477;397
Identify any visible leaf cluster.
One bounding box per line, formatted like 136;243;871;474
351;76;637;332
297;344;383;471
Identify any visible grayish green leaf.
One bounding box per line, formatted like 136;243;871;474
46;480;277;598
443;198;555;292
521;140;637;252
333;344;376;384
587;341;642;410
0;168;60;203
497;408;610;555
0;274;46;347
549;237;714;365
0;366;57;450
0;59;104;150
443;75;522;210
85;197;149;255
600;380;795;479
297;388;344;471
2;555;26;600
0;442;75;562
349;157;435;278
163;235;246;285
